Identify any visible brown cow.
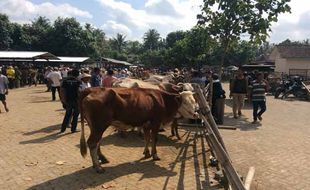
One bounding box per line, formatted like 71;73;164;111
79;87;197;173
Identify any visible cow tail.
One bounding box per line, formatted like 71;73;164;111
80;99;87;158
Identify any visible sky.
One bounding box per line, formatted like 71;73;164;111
0;0;309;43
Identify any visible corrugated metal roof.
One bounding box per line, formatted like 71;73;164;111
36;57;91;63
0;51;59;60
102;57;132;66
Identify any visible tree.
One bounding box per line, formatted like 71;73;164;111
126;40;142;55
29;16;53;51
197;0;291;71
50;17;89;56
111;33;127;53
0;14;12;50
166;30;186;48
143;29;160;51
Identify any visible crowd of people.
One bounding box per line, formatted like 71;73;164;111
0;64;270;127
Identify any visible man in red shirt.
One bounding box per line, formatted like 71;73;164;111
102;69;117;87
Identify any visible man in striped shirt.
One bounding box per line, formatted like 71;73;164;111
249;73;270;124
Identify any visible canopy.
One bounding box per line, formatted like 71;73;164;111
36;57;91;63
102;57;132;66
0;51;59;60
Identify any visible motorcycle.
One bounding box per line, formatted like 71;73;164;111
274;76;308;99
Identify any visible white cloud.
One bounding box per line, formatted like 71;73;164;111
96;0;202;40
0;0;92;23
269;0;310;43
102;20;132;38
145;0;182;17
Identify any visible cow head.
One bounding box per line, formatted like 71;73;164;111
177;91;199;119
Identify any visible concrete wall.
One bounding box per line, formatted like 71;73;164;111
275;58;287;73
287;59;310;70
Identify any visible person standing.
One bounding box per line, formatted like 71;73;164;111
0;73;9;113
211;74;226;124
59;69;81;133
44;67;52;92
249;72;270;124
14;66;21;88
230;69;248;118
47;67;62;101
79;73;91;91
6;66;15;89
90;67;101;87
102;69;117;87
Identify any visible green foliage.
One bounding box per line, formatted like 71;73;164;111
198;0;291;45
111;33;127;53
0;10;299;69
166;31;186;48
143;29;161;51
197;0;291;69
0;14;12;50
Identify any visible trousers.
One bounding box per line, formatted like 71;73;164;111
61;102;79;132
252;101;266;121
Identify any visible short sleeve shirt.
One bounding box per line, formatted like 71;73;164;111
249;80;267;101
0;74;9;94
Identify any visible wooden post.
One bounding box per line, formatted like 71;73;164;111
193;84;247;190
244;167;255;190
193;84;227;152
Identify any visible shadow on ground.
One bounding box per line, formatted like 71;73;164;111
23;124;61;136
27;131;219;190
27;161;176;190
223;113;261;131
99;130;183;148
19;124;72;144
225;98;253;110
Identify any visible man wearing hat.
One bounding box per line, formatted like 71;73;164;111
79;73;91;91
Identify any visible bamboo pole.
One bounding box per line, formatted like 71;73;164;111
193;84;246;190
244;167;255;190
193;84;227;151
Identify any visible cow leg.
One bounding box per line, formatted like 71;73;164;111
172;119;181;140
151;125;160;161
87;129;105;173
97;138;109;164
143;128;151;159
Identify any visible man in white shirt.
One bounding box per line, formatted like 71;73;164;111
61;67;68;78
0;73;9;113
47;67;62;101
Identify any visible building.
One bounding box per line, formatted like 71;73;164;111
0;51;92;68
270;45;310;79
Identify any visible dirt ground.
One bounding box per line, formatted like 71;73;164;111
220;84;310;190
0;85;220;190
0;83;309;190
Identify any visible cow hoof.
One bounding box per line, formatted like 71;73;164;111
144;152;151;159
152;155;161;161
99;158;110;164
94;166;105;174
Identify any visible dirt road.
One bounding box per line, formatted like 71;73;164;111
0;85;217;190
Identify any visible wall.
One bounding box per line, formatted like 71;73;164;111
275;58;287;73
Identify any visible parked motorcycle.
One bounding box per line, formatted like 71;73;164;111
274;76;308;99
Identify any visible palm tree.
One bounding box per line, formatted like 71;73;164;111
112;33;127;53
143;29;160;51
